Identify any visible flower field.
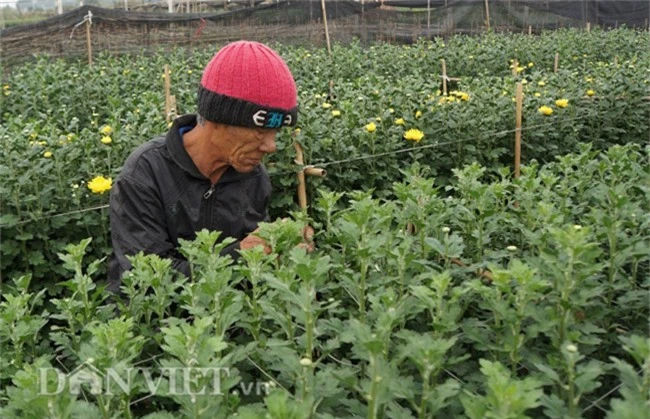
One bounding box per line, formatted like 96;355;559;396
0;28;649;417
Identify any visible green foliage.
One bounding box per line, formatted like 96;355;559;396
1;29;649;284
0;29;648;417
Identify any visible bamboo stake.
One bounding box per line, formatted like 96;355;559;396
528;25;532;35
511;58;518;76
293;141;326;211
164;64;172;123
484;0;490;30
304;167;327;177
441;59;447;95
514;82;523;178
587;21;591;32
554;53;559;73
320;0;331;55
169;95;177;121
294;142;308;210
85;14;92;67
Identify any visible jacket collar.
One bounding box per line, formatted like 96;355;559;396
166;114;262;184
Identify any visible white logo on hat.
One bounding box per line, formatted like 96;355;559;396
253;110;267;127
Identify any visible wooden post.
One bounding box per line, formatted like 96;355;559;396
294;142;308;210
320;0;331;55
587;21;591;32
441;59;447;95
511;58;518;76
85;15;92;67
554;53;559;73
164;65;172;123
514;82;523;178
293;141;326;211
169;95;177;121
484;0;490;30
528;25;532;35
427;0;431;29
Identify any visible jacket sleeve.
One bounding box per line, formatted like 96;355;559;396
108;175;190;290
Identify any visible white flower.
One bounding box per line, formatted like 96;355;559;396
442;227;451;234
573;225;582;231
566;344;578;353
507;245;517;252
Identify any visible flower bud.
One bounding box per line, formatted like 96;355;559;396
300;358;313;367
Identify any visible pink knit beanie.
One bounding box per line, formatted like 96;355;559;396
197;41;298;128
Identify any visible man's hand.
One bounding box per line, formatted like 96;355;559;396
241;223;316;255
297;224;315;252
240;229;271;254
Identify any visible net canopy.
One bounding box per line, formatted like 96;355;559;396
1;0;647;66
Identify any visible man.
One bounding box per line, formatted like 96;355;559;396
108;41;301;290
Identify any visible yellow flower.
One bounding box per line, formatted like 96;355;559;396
534;92;541;97
555;99;569;108
30;132;38;140
585;77;594;83
365;122;377;133
101;136;112;145
404;129;425;142
87;176;112;194
586;90;595;97
43;151;53;158
394;118;405;126
439;96;457;104
388;108;395;113
538;81;546;87
375;117;382;122
538;106;553;116
187;70;193;74
294;128;301;135
450;91;470;101
322;103;332;109
331;110;341;117
100;125;113;135
415;110;422;118
2;85;9;90
516;66;525;73
528;62;534;68
67;133;75;141
38;140;47;146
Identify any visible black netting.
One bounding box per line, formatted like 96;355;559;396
1;0;647;66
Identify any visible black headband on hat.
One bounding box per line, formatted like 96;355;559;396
197;85;298;129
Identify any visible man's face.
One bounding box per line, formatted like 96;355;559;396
217;125;279;173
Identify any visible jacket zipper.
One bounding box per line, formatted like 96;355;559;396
203;184;216;199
